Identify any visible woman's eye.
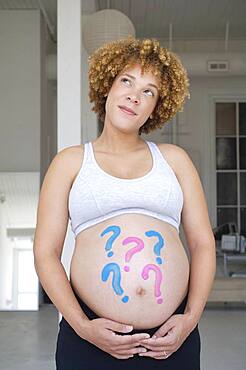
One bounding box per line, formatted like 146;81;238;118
120;78;154;97
144;89;154;97
121;77;131;85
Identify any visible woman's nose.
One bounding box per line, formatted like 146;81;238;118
127;95;140;104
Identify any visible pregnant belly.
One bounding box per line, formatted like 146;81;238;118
70;214;190;329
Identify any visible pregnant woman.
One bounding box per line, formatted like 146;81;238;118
33;37;216;370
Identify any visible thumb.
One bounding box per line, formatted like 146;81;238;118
104;319;133;333
152;319;174;338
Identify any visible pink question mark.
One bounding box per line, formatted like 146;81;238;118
141;264;163;304
122;236;144;272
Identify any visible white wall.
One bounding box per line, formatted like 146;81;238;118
0;9;57;308
0;10;41;171
81;10;103;141
40;9;57;305
81;42;98;142
40;7;57;192
0;9;41;309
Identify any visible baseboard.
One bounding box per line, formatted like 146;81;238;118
208;277;246;302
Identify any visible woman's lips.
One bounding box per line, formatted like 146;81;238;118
118;106;137;116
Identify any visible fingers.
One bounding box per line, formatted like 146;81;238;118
113;332;151;346
140;342;174;352
107;332;151;359
141;333;176;349
139;350;172;359
109;343;148;359
109;344;148;359
152;320;174;337
104;320;134;334
117;346;148;356
112;353;134;359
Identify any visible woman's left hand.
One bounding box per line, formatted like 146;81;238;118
138;313;195;360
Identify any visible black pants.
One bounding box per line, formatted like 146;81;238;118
55;287;201;370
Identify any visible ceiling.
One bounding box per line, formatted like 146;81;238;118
97;0;246;40
0;0;246;41
0;0;57;39
0;0;56;23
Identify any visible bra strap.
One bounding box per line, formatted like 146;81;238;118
149;141;166;163
85;141;94;163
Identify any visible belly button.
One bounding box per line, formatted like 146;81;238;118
136;286;146;296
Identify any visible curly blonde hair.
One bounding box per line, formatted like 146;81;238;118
88;36;190;135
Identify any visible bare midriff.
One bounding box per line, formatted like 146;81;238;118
70;213;190;329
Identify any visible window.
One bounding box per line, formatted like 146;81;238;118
216;102;246;236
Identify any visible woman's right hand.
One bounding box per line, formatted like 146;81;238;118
81;317;150;359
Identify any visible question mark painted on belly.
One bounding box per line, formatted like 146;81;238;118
100;225;121;257
101;262;129;303
145;230;164;264
122;236;145;272
141;264;163;304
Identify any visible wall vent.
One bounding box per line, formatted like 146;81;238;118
207;60;229;72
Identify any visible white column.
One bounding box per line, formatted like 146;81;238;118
57;0;82;323
57;0;82;148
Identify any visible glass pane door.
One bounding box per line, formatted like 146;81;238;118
216;102;246;236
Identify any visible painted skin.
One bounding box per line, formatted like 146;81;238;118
100;224;164;304
70;213;189;329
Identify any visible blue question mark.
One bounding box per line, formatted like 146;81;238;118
100;225;121;257
101;263;129;303
145;230;165;264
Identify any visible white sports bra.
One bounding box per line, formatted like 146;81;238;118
68;140;184;237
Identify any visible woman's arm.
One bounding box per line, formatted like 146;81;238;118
173;144;216;330
34;147;154;359
139;144;216;359
33;146;90;337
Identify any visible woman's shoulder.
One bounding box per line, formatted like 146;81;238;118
156;143;199;186
49;144;85;184
155;143;190;173
57;143;84;158
156;142;188;158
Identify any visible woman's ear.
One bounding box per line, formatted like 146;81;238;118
150;114;153;119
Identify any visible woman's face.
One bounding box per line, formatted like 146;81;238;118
104;63;160;134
